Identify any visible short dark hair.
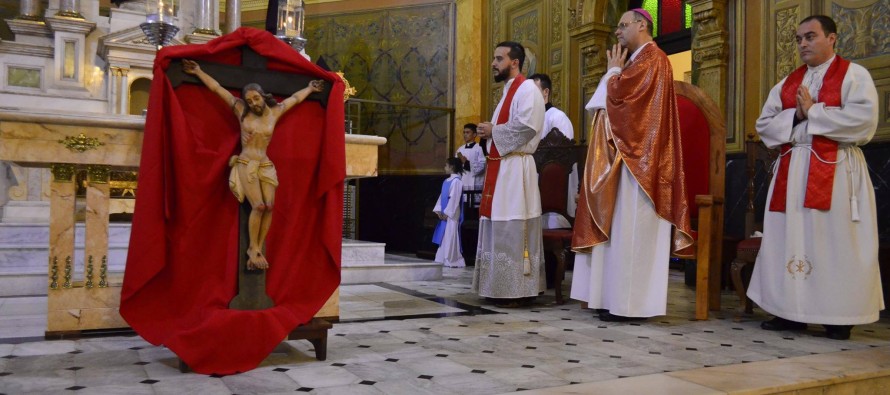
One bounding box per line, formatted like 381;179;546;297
446;157;464;175
463;123;478;132
495;41;525;71
632;10;654;36
800;15;837;36
528;73;551;92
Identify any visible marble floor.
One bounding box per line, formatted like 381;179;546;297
1;267;889;394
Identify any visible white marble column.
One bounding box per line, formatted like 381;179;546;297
107;67;119;114
225;0;240;34
57;0;82;18
18;0;42;20
119;69;129;115
195;0;219;35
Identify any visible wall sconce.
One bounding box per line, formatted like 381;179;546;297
140;0;179;48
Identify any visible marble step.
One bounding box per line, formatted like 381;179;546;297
0;223;439;295
342;254;442;284
0;222;134;245
341;238;387;266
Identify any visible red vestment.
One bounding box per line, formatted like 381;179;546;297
770;56;850;212
120;28;345;375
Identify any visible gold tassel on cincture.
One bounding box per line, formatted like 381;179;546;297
523;249;531;275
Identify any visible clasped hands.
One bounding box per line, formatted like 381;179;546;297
477;122;493;139
795;85;814;121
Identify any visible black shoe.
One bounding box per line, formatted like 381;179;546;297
760;317;807;331
824;325;853;340
599;312;646;322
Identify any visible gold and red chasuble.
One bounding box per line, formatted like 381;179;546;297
572;43;693;257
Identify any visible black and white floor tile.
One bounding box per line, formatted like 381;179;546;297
1;267;889;394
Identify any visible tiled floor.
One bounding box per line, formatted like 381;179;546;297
1;267;889;394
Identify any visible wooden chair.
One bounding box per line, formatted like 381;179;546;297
729;138;776;313
533;132;584;304
674;81;726;320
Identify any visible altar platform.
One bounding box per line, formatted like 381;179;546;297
1;268;888;394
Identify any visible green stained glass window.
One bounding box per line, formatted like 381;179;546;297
642;0;659;37
634;0;694;36
685;3;692;29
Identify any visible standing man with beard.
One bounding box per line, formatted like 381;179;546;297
182;59;324;270
473;41;546;308
569;9;693;322
748;15;881;340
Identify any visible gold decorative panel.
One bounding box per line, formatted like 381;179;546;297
306;2;455;175
826;0;890;140
774;6;801;85
830;0;889;61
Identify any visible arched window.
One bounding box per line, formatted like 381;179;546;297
129;78;152;116
629;0;692;55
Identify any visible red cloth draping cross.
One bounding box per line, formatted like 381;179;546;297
120;28;345;375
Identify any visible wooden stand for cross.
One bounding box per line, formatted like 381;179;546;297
174;47;332;373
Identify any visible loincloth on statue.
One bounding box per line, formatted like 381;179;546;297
228;156;279;202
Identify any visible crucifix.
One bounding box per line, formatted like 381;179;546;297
167;47;331;311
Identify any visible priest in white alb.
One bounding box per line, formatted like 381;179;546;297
748;15;882;341
473;41;546;308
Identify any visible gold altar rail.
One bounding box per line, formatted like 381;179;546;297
0;108;385;335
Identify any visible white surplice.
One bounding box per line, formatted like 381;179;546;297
747;57;883;325
569;42;674;317
472;77;547;299
433;174;465;268
540;105;579;229
456;142;486;191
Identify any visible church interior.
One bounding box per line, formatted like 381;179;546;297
1;0;889;393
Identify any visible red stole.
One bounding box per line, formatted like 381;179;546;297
479;74;526;217
769;56;849;212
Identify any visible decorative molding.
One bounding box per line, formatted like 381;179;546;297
568;1;583;29
85;256;94;289
552;1;563;43
5;18;53;37
775;7;800;85
0;41;54;58
552;48;562;65
192;28;220;36
50;164;75;182
551;69;562;108
493;0;503;46
49;257;59;290
58;133;105;153
45;16;96;35
7;165;27;201
62;256;72;289
832;1;890;60
87;165;110;184
511;10;539;44
692;47;727;63
581;43;602;76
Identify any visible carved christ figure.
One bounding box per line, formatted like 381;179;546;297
182;59;324;270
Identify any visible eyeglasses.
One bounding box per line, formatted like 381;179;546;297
616;20;642;31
